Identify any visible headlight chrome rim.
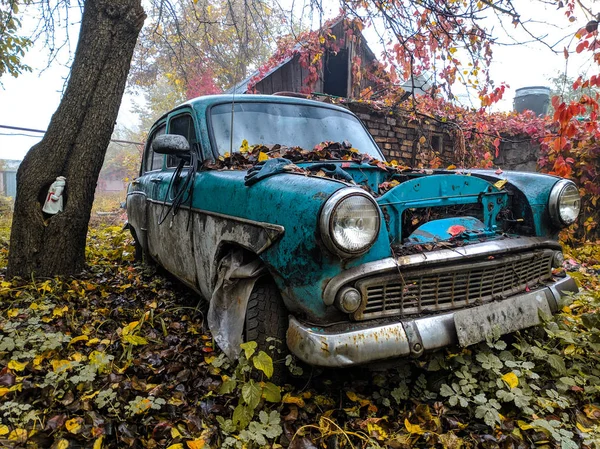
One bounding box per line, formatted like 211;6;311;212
548;179;581;227
320;188;381;258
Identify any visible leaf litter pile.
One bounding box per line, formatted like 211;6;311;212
0;220;599;448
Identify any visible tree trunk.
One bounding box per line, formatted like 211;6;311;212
7;0;145;278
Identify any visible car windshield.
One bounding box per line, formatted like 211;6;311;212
210;101;383;159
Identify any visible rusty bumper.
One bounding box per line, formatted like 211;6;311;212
287;276;578;368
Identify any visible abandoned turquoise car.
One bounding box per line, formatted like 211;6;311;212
126;94;580;369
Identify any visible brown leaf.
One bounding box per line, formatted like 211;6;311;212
45;414;67;431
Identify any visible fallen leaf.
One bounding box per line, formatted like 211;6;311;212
8;428;27;443
283;394;305;407
122;321;140;336
493;179;508;189
65;417;84;434
186;439;206;449
447;225;466;237
7;360;27;372
69;335;89;345
576;422;593;433
56;439;70;449
517;420;533;430
93;436;104;449
405;418;425;435
501;372;519;389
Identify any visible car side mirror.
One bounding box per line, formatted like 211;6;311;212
152;134;191;158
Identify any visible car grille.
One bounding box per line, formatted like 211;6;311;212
353;250;554;320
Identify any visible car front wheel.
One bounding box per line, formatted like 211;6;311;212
244;278;289;382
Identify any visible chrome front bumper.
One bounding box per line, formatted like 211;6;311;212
287;276;578;368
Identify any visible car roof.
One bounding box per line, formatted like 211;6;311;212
156;94;354;123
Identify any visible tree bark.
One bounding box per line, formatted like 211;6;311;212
7;0;145;277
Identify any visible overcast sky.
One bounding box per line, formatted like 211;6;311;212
0;1;593;161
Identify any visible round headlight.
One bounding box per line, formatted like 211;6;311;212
320;188;380;257
549;180;581;226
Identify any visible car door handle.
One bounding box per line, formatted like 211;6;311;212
150;177;161;183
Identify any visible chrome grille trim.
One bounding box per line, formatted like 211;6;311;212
353;250;554;320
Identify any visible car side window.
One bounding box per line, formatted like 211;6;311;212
167;114;197;168
144;124;166;173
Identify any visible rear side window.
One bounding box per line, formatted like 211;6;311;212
167;114;196;168
144;124;166;172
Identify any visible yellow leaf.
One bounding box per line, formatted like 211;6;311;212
55;439;70;449
123;335;148;345
419;136;426;144
39;280;52;292
282;393;305;408
0;388;10;397
93;436;104;449
501;372;519;389
171;427;182;439
447;164;457;170
168;397;185;406
576;422;593;433
8;360;27;372
52;359;76;372
187;439;206;449
9;428;27;442
29;302;40;310
122;321;139;336
494;179;508;189
564;344;576;355
240;139;249;154
0;424;8;436
367;422;388;441
449;47;457;54
584;404;600;420
86;338;101;346
33;354;45;368
258;152;269;162
7;308;19;318
81;391;100;401
517;420;533;430
405;418;425;435
65;417;83;434
69;335;89;345
346;391;360;402
53;305;69;317
167;445;184;449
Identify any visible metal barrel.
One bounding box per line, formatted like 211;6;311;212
513;86;551;116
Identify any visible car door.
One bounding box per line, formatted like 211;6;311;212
127;122;166;257
145;111;200;289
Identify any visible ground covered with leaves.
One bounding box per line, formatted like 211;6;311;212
0;217;599;448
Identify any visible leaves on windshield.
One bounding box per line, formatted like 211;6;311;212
203;140;408;175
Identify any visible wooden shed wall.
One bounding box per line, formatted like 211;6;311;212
253;21;377;97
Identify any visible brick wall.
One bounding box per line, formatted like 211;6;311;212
344;101;540;171
345;102;455;166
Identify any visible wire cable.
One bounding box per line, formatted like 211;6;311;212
158;145;199;229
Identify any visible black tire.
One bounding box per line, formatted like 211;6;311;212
245;278;289;382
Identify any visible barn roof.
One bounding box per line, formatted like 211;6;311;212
226;16;376;95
